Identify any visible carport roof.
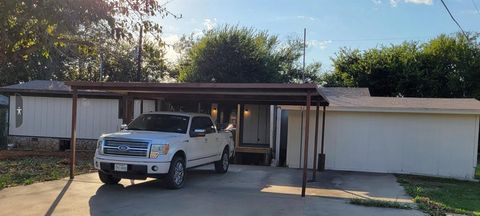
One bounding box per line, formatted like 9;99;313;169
65;81;329;106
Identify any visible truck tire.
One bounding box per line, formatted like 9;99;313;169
165;156;186;189
98;171;121;184
215;148;229;173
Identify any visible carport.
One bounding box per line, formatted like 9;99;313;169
65;81;329;196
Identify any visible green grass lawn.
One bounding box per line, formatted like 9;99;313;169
0;156;94;190
397;171;480;216
476;164;479;180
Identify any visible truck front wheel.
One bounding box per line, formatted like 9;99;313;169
165;156;186;189
214;148;229;173
98;171;121;184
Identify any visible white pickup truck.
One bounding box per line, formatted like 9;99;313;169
93;112;235;189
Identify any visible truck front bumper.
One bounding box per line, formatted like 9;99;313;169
94;157;171;180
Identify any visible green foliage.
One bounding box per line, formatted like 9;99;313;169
0;0;175;85
322;33;480;99
397;174;480;216
476;165;480;180
349;198;412;209
177;25;321;83
95;39;172;82
0;156;93;189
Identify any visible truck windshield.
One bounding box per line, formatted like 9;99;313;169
127;114;189;134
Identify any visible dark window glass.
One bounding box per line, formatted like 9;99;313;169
190;117;216;135
190;117;203;134
203;117;215;134
127;114;189;134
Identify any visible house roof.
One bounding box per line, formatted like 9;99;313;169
326;96;480;114
2;80;71;92
2;80;479;114
319;87;371;97
0;80;120;97
285;87;480;114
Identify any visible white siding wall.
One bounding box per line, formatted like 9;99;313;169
9;96;122;140
133;100;156;119
286;110;479;180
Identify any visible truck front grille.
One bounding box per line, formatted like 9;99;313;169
103;139;150;157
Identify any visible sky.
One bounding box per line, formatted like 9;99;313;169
155;0;480;71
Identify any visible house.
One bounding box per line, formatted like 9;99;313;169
0;80;479;180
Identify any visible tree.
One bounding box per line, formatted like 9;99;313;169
321;33;480;99
421;34;480;98
98;39;172;82
177;25;321;83
0;0;176;85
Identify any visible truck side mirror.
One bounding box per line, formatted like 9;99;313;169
191;128;206;137
120;124;128;130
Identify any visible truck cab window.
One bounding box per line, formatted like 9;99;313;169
190;117;216;135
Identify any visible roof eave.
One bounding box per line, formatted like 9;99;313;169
282;105;480;115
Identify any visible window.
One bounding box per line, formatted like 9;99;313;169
127;114;189;134
190;117;216;136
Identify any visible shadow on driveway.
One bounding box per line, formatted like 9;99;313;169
45;179;73;216
87;165;421;216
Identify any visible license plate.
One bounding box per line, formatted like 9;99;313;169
114;164;128;172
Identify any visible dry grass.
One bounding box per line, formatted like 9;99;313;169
0;150;95;189
349;198;412;209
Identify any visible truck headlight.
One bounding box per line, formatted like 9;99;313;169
149;144;169;158
96;139;104;154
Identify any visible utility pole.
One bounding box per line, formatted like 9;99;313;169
302;28;306;83
137;25;143;81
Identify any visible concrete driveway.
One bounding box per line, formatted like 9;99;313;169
0;165;423;216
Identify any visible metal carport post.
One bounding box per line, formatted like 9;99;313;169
70;88;78;179
311;102;320;181
301;91;311;197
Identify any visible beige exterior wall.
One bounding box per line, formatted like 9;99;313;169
286;109;479;180
9;96;122;140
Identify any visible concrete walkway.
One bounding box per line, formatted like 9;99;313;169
0;165;424;216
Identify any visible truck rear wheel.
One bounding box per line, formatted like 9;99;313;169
98;171;121;184
165;156;186;189
215;148;229;173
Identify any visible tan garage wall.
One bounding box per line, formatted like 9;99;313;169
9;96;122;140
286;109;479;180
